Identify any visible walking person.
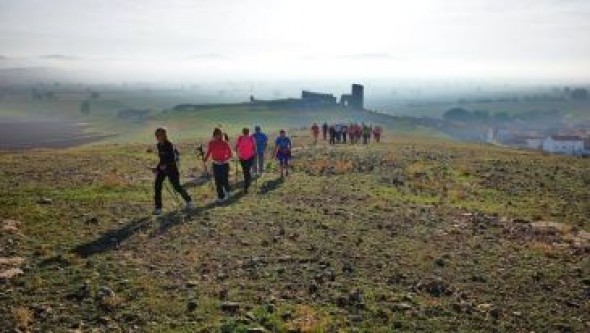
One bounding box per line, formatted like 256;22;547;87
204;128;233;203
329;125;336;145
322;122;328;141
236;127;257;194
252;125;268;176
362;123;371;144
311;122;320;145
373;125;383;143
152;127;194;215
342;124;348;144
348;123;356;144
274;129;292;178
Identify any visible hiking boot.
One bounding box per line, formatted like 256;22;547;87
152;208;162;216
185;201;195;210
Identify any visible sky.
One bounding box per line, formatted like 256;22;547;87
0;0;589;83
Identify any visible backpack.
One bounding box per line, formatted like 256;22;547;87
237;135;256;160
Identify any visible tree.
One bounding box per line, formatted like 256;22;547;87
571;88;588;100
443;107;472;122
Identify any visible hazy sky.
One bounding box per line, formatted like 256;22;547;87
1;0;589;82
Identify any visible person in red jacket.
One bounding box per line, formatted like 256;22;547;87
204;128;233;203
235;127;257;194
311;123;320;145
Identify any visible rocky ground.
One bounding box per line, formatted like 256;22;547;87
0;134;589;332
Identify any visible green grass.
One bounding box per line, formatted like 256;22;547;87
1;133;589;332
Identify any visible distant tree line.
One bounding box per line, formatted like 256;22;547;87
443;107;512;123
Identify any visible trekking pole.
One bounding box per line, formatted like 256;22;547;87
163;181;183;207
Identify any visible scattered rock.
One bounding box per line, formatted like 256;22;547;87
434;257;446;267
391;302;413;312
221;301;240;314
97;286;115;299
187;300;198;312
37;198;53;205
308;282;319;295
415;278;453;297
0;267;24;280
342;262;355;274
2;219;21;233
246;328;266;333
185;280;199;288
0;257;25;266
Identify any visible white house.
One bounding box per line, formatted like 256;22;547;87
542;136;585;155
524;137;544;150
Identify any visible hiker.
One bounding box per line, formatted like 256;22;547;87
362;124;371;144
274;129;292;178
322;122;328;141
311;123;320;145
204;128;233;203
218;124;230;142
329;125;336;145
373;125;383;143
236;127;256;194
152;127;194;215
252;125;268;176
348;123;356;144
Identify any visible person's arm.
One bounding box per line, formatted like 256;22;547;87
226;141;234;162
204;142;212;162
160;142;176;170
273;140;278;156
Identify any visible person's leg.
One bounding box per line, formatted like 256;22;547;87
221;163;230;196
154;171;165;209
252;155;258;175
259;152;265;174
213;164;225;199
168;168;192;203
240;159;252;192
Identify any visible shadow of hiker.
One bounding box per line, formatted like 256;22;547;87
150;190;247;237
72;190;249;258
257;176;285;195
72;217;152;258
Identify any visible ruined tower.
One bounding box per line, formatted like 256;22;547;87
351;84;364;110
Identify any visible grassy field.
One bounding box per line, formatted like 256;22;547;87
1;132;588;332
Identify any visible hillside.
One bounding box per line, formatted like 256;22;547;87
1;134;589;332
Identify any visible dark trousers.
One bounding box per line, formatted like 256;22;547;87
213;163;230;199
240;157;254;192
342;132;347;143
155;168;191;209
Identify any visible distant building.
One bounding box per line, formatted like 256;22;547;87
340;84;364;110
542;135;585;155
301;91;337;106
524;137;544;150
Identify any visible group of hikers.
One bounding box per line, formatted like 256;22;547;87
152;126;292;215
153;121;384;215
310;122;383;145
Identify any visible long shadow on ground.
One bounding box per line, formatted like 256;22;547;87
71;176;284;258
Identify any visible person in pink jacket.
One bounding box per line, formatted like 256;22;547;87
235;127;257;194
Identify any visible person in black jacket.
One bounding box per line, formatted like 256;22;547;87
153;127;194;215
